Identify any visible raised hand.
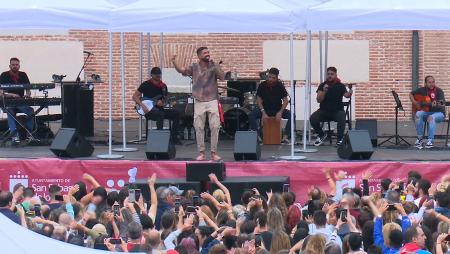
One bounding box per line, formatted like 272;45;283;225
147;173;157;186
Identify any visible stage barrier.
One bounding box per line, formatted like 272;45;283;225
1;159;449;203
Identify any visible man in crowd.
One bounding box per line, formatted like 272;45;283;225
399;225;430;254
0;57;34;143
133;66;181;145
310;66;352;146
249;67;291;144
409;75;445;149
172;47;224;161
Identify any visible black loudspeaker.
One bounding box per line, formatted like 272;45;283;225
234;131;261;161
227;80;257;106
186;162;226;181
61;83;94;137
133;178;202;202
337;130;374;160
50;128;94;158
212;176;289;204
145;130;175;160
355;119;378;146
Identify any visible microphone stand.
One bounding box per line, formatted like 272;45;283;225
76;53;92;84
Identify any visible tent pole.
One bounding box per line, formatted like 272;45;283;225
97;32;124;159
279;33;305;161
324;31;328;76
113;32;138;152
319;31;323;84
159;32;164;68
295;30;317;154
136;32;143;142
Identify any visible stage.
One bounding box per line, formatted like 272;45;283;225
1;119;450;203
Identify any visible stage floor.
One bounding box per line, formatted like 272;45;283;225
1;139;450;161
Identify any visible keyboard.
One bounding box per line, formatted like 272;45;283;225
1;97;61;107
0;83;55;90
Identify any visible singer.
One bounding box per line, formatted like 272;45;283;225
132;67;181;145
172;46;224;161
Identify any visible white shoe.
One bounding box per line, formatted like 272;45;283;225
314;133;328;146
424;140;433;149
414;138;423;149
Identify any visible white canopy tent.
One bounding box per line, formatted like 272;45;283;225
305;0;450;30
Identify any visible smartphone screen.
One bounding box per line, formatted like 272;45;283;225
135;189;141;201
113;204;120;216
186;206;196;214
340;210;347;222
55;195;64;201
192;195;200;206
128;189;136;203
34;204;41;217
109;238;121;244
255;234;262;247
283;184;290;192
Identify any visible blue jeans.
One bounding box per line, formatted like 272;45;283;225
6;106;34;134
415;111;444;141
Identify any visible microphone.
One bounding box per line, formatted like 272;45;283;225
83;50;93;56
219;60;223;65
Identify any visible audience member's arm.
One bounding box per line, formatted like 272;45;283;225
11;186;24;210
83;173;101;188
209;173;232;206
361;170;373;196
373;215;384;248
126;200;141;225
429;209;450;224
200;192;221;211
165;214;194;250
436;233;447;254
80;191;94;207
289;239;304;254
196;207;219;230
63;195;75;219
107;212;120;238
147;173;158;220
395;203;411;232
323;168;336;196
16;205;27;228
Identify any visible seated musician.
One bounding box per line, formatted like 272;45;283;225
0;57;34;143
132;67;181;145
249;67;291;144
409;75;445;149
310;66;352;146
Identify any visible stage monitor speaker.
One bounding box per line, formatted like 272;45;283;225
337;130;374;160
50;128;94;158
145;130;175;160
212;176;289;204
132;178;201;202
186;162;226;181
234;131;261;161
355;119;378;146
61;83;94;137
227;80;258;106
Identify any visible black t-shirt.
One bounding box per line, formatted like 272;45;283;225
137;79;168;101
411;86;446;114
0;70;30;97
317;81;347;112
256;80;288;113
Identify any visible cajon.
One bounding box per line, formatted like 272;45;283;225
263;117;281;145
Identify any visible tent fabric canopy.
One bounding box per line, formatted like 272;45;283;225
305;0;450;31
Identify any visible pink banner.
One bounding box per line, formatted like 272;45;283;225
1;159;449;203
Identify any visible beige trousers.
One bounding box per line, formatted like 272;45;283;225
194;99;220;153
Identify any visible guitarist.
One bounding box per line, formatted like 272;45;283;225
132;67;181;145
409;75;445;149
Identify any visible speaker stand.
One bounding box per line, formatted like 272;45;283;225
113;147;138;152
97;154;124;159
294;147;318;153
278;155;307;160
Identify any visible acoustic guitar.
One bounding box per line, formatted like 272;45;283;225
412;94;444;114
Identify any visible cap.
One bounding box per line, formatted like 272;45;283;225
167;186;184;196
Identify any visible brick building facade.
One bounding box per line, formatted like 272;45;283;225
1;30;449;121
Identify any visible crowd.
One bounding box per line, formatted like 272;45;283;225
1;169;450;254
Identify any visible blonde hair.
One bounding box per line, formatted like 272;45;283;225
270;231;291;254
267;208;285;232
304;234;326;254
382;222;402;247
213;189;225;203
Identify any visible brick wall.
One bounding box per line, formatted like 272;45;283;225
1;30;449;121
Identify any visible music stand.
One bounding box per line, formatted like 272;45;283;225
379;90;410;146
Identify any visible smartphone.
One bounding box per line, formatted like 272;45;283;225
128;189;136;203
398;182;404;191
193;195;200;206
387;204;397;211
255;233;262;247
283;184;290;193
174;201;181;213
250;195;261;201
113;204;120;216
340;210;347;222
55;195;64;201
26;210;35;217
135;189;141;201
186;206;196;214
34;204;41;217
109;238;122;244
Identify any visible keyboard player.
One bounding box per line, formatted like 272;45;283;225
0;57;34;143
